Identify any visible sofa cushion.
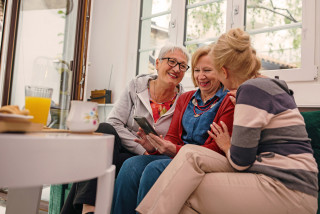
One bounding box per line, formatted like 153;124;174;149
301;111;320;189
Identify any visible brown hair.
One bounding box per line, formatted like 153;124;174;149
191;44;214;87
211;28;261;83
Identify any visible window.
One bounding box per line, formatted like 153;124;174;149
0;0;92;129
138;0;172;75
241;0;317;81
185;0;227;53
137;0;317;83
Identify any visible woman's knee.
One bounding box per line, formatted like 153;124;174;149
179;144;215;158
118;156;150;179
178;144;198;156
142;163;161;179
116;159;141;188
140;159;171;188
143;159;171;175
119;156;139;175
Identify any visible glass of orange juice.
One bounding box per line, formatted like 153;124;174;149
25;86;53;126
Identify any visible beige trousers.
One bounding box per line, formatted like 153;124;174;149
136;145;317;214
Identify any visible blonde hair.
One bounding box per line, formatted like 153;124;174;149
191;44;214;87
211;28;261;82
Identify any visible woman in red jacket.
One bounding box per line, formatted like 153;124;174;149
112;44;235;214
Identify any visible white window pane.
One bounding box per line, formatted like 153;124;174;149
245;0;302;70
251;28;301;70
246;0;302;31
142;0;172;17
138;50;159;75
140;15;170;50
187;0;214;5
185;1;226;42
138;0;173;76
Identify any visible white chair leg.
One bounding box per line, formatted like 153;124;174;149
95;165;116;214
6;186;42;214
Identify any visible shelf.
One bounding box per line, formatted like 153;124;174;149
98;104;114;107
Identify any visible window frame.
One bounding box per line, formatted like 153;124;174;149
136;0;317;84
232;0;317;82
137;0;187;75
137;6;172;75
0;0;91;106
0;0;19;106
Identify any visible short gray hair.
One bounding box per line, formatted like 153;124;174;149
158;43;190;63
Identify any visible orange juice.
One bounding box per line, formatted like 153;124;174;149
25;96;51;125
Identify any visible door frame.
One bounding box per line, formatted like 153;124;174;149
0;0;91;106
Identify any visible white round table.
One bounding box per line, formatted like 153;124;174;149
0;133;115;214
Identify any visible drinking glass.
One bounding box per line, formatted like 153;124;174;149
25;85;53;125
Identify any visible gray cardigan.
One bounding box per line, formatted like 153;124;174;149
107;74;184;155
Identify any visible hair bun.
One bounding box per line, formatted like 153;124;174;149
226;28;251;52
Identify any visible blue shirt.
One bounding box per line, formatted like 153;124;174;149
181;88;228;145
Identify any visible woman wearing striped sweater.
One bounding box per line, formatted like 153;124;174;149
136;28;318;214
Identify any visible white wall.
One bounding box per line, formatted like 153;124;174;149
85;0;140;103
86;0;320;107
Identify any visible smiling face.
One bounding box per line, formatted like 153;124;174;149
155;49;188;87
194;54;221;97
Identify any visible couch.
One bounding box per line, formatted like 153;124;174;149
48;111;320;214
301;110;320;213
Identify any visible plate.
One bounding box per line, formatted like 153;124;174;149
0;113;33;121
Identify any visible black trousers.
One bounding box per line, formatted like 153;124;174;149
60;123;135;214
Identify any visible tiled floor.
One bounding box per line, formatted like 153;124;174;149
0;186;50;214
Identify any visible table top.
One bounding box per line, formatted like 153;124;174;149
0;132;115;188
0;132;106;140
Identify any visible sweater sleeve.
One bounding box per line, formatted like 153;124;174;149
164;93;187;154
107;80;146;155
227;84;271;171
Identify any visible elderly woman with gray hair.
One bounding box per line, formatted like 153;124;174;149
61;44;189;214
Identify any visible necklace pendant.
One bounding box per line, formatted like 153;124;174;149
194;114;200;118
192;98;197;106
210;102;217;109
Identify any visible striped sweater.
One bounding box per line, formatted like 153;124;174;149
227;77;318;197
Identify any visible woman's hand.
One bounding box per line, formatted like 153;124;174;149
147;134;177;158
134;128;157;154
227;90;237;105
208;121;231;154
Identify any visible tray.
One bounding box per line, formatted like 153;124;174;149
0;121;43;133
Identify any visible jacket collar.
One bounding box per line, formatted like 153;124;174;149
135;74;184;119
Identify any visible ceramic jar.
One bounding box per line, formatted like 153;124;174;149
66;101;99;132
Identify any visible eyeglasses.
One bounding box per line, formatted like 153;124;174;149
160;57;190;72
